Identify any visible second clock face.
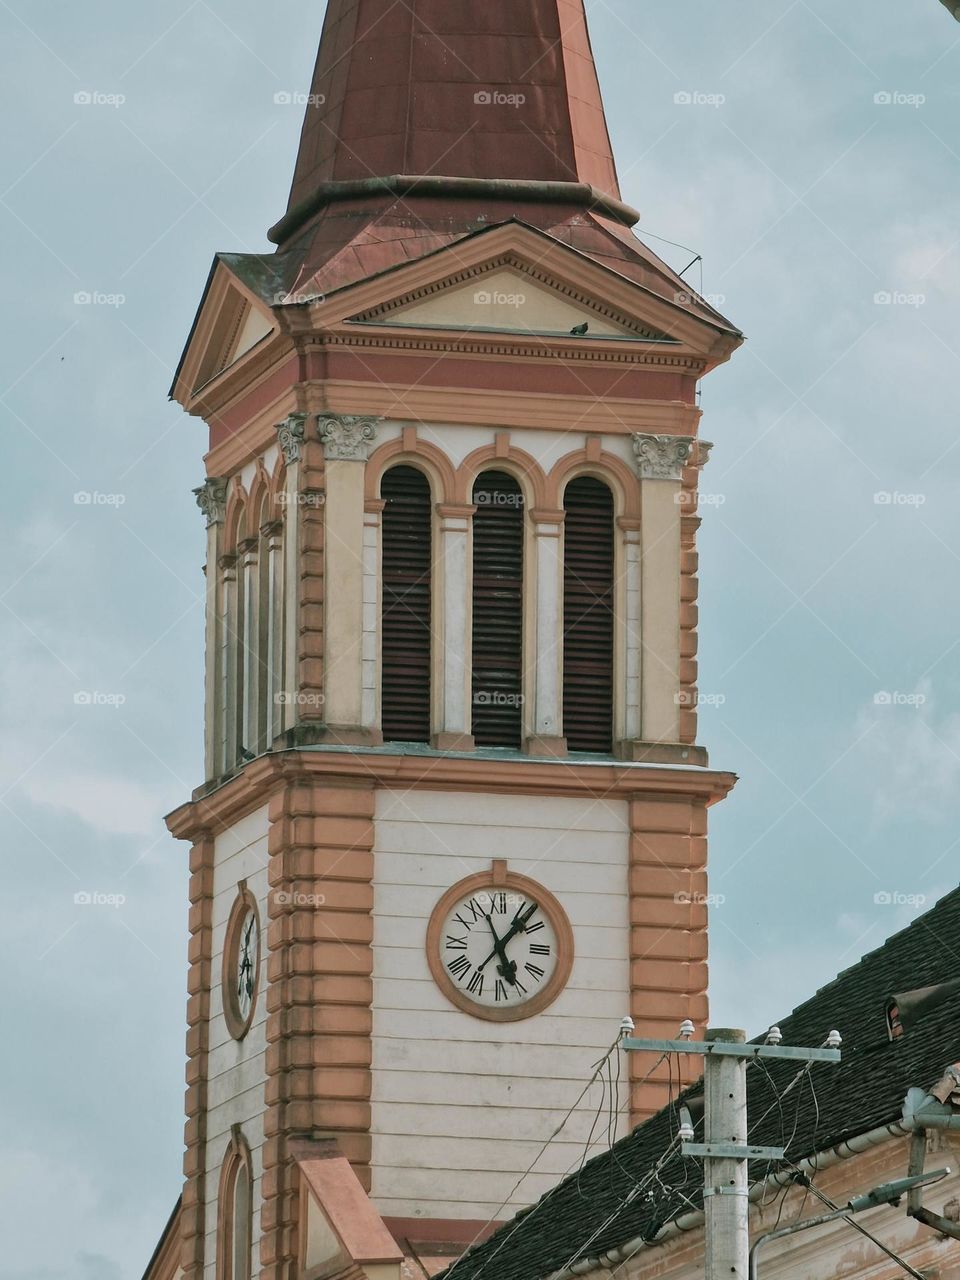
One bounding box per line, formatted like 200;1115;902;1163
439;887;560;1012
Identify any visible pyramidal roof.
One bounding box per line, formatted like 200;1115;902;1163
284;0;623;210
178;1;741;366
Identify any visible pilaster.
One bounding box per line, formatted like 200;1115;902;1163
527;509;566;757
261;772;376;1280
435;502;475;751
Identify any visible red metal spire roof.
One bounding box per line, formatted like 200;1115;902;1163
284;0;622;215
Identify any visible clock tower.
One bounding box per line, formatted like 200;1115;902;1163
155;3;743;1278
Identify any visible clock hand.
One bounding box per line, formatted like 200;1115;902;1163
495;901;540;954
477;914;518;982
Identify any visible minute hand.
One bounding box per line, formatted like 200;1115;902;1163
477;915;518;981
497;901;539;952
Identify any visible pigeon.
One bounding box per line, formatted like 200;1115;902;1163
240;747;256;762
570;322;589;336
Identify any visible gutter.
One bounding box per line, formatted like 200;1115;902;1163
903;1081;960;1241
551;1120;909;1280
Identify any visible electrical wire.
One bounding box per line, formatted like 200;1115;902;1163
451;1039;671;1280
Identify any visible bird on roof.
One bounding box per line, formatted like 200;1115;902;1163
570;322;589;336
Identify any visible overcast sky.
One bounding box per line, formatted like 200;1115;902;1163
3;1;960;1275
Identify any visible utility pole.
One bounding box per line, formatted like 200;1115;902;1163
622;1024;842;1279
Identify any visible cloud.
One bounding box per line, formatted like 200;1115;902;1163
19;770;169;837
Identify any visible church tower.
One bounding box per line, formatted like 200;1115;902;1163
158;3;743;1277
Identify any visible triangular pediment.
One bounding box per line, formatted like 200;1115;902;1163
348;256;676;343
171;255;285;406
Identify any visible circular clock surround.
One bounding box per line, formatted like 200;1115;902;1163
222;884;261;1041
426;868;574;1022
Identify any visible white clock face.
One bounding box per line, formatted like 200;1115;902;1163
235;908;259;1024
439;888;559;1011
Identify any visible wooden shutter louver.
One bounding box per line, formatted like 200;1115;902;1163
381;465;432;743
471;470;524;749
563;476;614;753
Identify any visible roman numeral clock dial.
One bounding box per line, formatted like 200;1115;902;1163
426;866;574;1022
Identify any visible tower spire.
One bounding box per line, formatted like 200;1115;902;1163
283;0;622;219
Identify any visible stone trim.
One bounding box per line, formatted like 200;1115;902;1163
276;413;309;465
195;477;228;527
181;832;215;1278
627;795;710;1123
317;414;380;462
260;774;376;1279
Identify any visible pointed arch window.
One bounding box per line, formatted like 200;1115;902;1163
563;476;615;753
381;465;433;743
218;1132;253;1280
471;470;524;748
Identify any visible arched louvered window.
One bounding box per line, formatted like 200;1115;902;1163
563;477;615;753
217;1133;253;1280
381;465;432;743
471;470;524;748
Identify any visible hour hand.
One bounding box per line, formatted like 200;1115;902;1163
479;914;517;983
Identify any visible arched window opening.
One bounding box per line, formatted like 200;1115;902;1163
381;465;433;743
218;1136;253;1280
471;470;524;749
563;476;614;753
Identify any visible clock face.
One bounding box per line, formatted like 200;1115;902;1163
428;872;573;1021
223;892;260;1040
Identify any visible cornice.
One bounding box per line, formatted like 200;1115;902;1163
165;747;737;843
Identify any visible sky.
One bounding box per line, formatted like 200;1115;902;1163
2;0;960;1275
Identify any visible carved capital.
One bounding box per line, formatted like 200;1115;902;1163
317;414;381;462
632;434;692;481
697;440;714;469
275;413;308;465
193;477;228;527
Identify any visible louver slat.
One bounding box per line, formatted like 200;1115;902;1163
472;471;524;749
381;466;432;743
563;477;614;753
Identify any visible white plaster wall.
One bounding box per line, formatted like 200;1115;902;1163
370;788;631;1221
202;804;270;1280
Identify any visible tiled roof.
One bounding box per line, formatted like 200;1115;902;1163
447;886;960;1280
